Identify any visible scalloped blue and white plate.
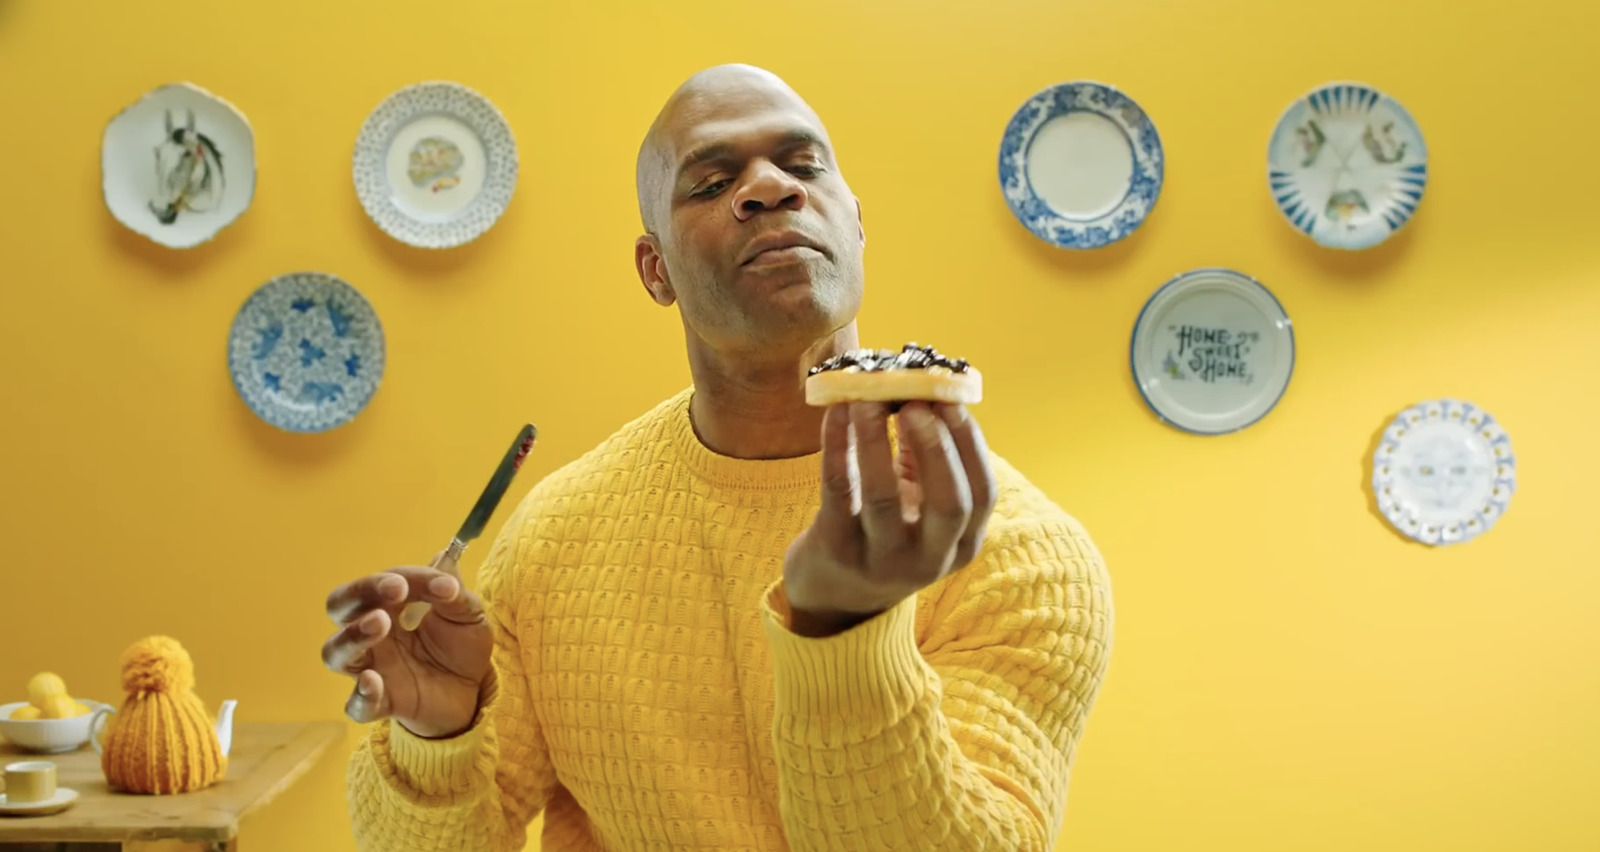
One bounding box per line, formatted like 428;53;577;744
999;81;1164;249
1130;268;1294;435
227;272;385;433
354;81;518;249
1267;82;1427;250
1372;399;1515;546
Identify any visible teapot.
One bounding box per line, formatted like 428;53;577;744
89;699;236;758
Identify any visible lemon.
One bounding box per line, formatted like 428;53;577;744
38;694;79;719
10;705;42;721
27;672;67;707
74;700;91;715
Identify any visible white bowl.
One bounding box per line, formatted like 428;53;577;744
0;701;111;754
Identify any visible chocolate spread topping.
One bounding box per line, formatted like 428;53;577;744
808;342;970;376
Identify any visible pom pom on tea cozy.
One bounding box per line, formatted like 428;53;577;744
119;635;196;695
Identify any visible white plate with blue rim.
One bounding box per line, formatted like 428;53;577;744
1267;81;1427;250
353;81;518;249
1371;398;1515;546
227;272;385;433
1130;268;1294;435
999;81;1164;249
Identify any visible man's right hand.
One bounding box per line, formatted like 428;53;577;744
321;553;493;739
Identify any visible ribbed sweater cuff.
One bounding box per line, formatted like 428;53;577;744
763;582;930;727
382;672;499;797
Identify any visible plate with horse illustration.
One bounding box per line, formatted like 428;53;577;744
227;272;385;433
102;82;256;249
353;81;518;249
999;81;1164;249
1267;82;1427;250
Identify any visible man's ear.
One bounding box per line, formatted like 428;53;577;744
854;197;866;247
634;234;676;307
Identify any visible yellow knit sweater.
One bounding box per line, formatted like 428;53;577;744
347;388;1113;851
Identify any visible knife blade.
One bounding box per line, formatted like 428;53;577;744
398;423;539;632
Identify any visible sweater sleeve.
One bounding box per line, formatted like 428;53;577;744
345;496;562;852
761;513;1113;852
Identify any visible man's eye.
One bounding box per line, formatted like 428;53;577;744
789;165;822;178
693;180;730;198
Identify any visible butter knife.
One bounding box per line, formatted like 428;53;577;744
398;423;538;632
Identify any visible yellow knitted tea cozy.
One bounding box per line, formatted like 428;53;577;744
100;635;227;794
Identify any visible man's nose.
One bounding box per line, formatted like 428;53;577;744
733;162;808;220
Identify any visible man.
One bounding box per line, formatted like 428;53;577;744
322;63;1113;852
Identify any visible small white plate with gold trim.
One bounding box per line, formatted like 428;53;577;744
1371;398;1515;546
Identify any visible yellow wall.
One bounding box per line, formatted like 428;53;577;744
1;1;1596;849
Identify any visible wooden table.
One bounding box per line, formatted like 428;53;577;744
0;722;344;851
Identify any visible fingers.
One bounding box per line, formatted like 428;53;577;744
850;401;909;540
325;573;406;624
321;608;390;674
325;566;468;625
345;669;392;723
817;403;856;521
936;403;996;565
896;402;971;551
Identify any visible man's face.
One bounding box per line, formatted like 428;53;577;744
640;82;865;352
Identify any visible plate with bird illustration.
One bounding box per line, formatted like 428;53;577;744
1267;82;1427;250
102;82;256;249
353;81;518;249
227;272;385;433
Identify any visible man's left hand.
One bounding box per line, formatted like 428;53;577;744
782;400;997;637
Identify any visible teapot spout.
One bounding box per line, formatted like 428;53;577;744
214;699;237;757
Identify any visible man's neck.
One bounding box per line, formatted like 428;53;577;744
686;325;859;460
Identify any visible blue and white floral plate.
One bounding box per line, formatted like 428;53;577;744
354;81;518;249
1371;399;1515;546
999;81;1163;249
227;272;385;433
1267;82;1427;250
1130;268;1294;435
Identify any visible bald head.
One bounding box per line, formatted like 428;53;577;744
635;64;829;233
629;63;865;358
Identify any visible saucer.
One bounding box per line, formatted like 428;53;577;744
0;787;78;816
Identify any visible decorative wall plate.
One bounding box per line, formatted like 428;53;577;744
353;81;518;249
102;82;256;249
999;81;1163;249
227;272;385;433
1371;399;1515;546
1267;82;1427;250
1130;268;1294;434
